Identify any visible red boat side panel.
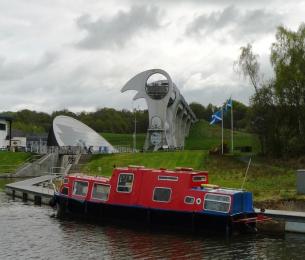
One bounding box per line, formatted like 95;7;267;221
60;167;232;214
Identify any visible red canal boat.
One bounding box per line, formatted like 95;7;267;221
53;166;268;233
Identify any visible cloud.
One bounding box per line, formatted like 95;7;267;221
0;52;57;81
185;6;283;40
76;5;163;49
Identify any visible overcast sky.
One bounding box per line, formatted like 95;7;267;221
0;0;304;113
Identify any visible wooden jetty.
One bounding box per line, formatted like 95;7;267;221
256;208;305;234
5;175;62;205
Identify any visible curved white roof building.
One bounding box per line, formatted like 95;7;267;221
49;115;116;153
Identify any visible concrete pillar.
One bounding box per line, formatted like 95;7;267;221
181;111;188;148
175;108;184;148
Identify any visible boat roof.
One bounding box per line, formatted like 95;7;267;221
68;174;109;182
198;187;245;195
116;166;208;175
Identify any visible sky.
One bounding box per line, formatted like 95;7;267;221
0;0;304;113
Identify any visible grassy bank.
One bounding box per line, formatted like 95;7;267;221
0;151;32;174
83;150;299;203
102;132;146;150
185;120;260;152
101;120;260;153
83;150;206;176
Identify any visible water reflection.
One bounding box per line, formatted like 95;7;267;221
0;180;305;259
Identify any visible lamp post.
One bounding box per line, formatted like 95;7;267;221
133;107;137;153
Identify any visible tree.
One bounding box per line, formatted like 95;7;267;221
271;24;305;142
234;43;261;93
189;102;206;119
235;23;305;157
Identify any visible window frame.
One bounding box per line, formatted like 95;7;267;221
116;173;134;194
91;182;111;201
72;180;89;197
158;175;178;181
192;175;206;182
184;196;195;204
203;193;231;213
61;186;69;196
0;123;6;131
152;187;172;203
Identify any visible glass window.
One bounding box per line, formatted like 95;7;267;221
184;196;195;204
0;123;6;131
193;176;206;182
92;183;110;201
158;176;178;181
61;186;69;195
117;173;134;193
72;181;88;196
204;193;231;213
63;178;69;184
153;187;171;202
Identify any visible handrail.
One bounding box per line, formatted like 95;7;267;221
50;166;65;175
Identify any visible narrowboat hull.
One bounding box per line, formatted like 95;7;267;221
54;194;257;233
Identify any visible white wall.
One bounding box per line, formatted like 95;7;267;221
0;119;9;148
11;137;26;148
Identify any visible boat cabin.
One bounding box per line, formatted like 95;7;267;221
60;166;254;216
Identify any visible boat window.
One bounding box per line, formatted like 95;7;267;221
92;183;110;201
153;187;171;202
158;176;178;181
193;176;206;182
204;193;231;213
184;196;195;204
61;186;69;195
117;173;134;193
72;181;88;197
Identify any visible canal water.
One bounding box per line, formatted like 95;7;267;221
0;179;305;260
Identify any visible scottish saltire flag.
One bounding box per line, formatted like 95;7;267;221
225;98;232;111
210;110;222;125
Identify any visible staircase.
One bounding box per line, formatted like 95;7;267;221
69;154;93;174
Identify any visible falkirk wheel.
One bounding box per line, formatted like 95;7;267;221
121;69;197;151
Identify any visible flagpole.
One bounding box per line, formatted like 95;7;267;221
231;100;234;153
222;107;224;155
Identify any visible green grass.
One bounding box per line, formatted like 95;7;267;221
0;151;32;174
83;150;298;203
185;120;260;152
83;150;207;176
101;120;260;153
102;132;146;150
204;155;297;202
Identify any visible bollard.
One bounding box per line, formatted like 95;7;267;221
296;169;305;194
22;192;28;202
34;195;42;206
